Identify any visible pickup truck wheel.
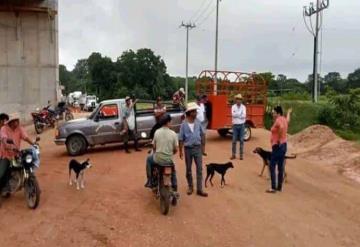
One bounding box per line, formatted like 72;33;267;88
218;129;229;137
66;135;87;156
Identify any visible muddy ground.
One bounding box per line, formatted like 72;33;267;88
0;126;359;247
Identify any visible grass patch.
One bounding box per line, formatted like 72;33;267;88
266;100;324;135
266;98;360;142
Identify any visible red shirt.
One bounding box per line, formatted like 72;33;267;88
0;125;29;159
270;116;288;146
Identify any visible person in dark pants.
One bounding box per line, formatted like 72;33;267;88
145;114;178;191
231;94;246;160
179;102;208;197
123;96;141;153
267;106;292;193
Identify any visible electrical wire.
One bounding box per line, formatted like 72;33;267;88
303;9;315;37
189;0;210;22
196;5;217;27
193;0;214;23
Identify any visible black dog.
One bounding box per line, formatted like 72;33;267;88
68;159;92;190
253;147;296;181
205;162;234;188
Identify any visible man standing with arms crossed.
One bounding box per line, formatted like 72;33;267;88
231;94;247;160
179;103;208;197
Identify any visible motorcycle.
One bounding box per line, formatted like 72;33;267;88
151;162;179;215
3;137;41;209
31;107;56;134
54;102;74;121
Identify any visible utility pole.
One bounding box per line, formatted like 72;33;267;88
304;0;329;103
180;21;196;104
214;0;220;95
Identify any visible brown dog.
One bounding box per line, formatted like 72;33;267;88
253;147;296;182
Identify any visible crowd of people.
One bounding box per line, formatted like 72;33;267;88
143;89;292;196
0;89;292;205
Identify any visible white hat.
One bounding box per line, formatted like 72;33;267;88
179;88;185;94
6;112;20;124
235;94;243;99
185;102;199;113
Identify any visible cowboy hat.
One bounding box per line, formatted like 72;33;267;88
179;88;185;94
185;102;199;113
6;112;20;124
125;96;131;101
235;94;243;99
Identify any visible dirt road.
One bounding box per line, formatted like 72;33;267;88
0;128;359;247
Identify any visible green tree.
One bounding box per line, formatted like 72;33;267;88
324;72;347;93
116;48;174;100
347;68;360;89
87;52;117;100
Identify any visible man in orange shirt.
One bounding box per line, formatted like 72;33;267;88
267;106;292;193
0;113;34;201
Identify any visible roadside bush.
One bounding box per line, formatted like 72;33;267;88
318;88;360;134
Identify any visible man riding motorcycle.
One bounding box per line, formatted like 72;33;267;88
0;113;35;202
145;114;178;191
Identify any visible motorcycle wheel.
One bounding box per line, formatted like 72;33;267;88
34;121;44;134
159;186;170;215
24;175;40;209
65;112;74;121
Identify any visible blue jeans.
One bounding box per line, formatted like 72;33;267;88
232;124;245;157
146;154;177;190
270;143;287;190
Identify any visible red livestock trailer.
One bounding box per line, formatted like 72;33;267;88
195;70;268;141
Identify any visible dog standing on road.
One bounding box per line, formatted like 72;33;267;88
253;147;296;182
68;159;92;190
205;162;234;188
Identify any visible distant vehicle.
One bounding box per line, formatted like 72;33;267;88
84;95;99;112
79;94;87;110
68;91;83;107
54;99;184;156
195;70;268;141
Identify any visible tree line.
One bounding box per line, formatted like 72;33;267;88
260;69;360;98
59;48;196;101
60;48;360;101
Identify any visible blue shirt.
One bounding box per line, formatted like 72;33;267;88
178;120;203;147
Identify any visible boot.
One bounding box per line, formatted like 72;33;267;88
187;187;193;195
197;191;208;197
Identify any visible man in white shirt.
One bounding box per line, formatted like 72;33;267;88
231;94;246;160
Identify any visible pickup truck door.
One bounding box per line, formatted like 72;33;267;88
92;103;122;145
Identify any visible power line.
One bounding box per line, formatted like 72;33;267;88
193;0;214;23
189;0;210;22
197;5;216;27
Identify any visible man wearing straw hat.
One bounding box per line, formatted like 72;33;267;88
231;94;247;160
179;102;208;197
0;113;34;201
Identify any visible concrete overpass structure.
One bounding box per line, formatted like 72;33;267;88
0;0;59;121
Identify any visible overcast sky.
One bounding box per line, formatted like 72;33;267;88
59;0;360;81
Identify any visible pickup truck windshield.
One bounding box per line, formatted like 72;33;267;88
88;103;102;119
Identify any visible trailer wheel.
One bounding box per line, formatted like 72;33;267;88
244;125;251;142
217;129;229;137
